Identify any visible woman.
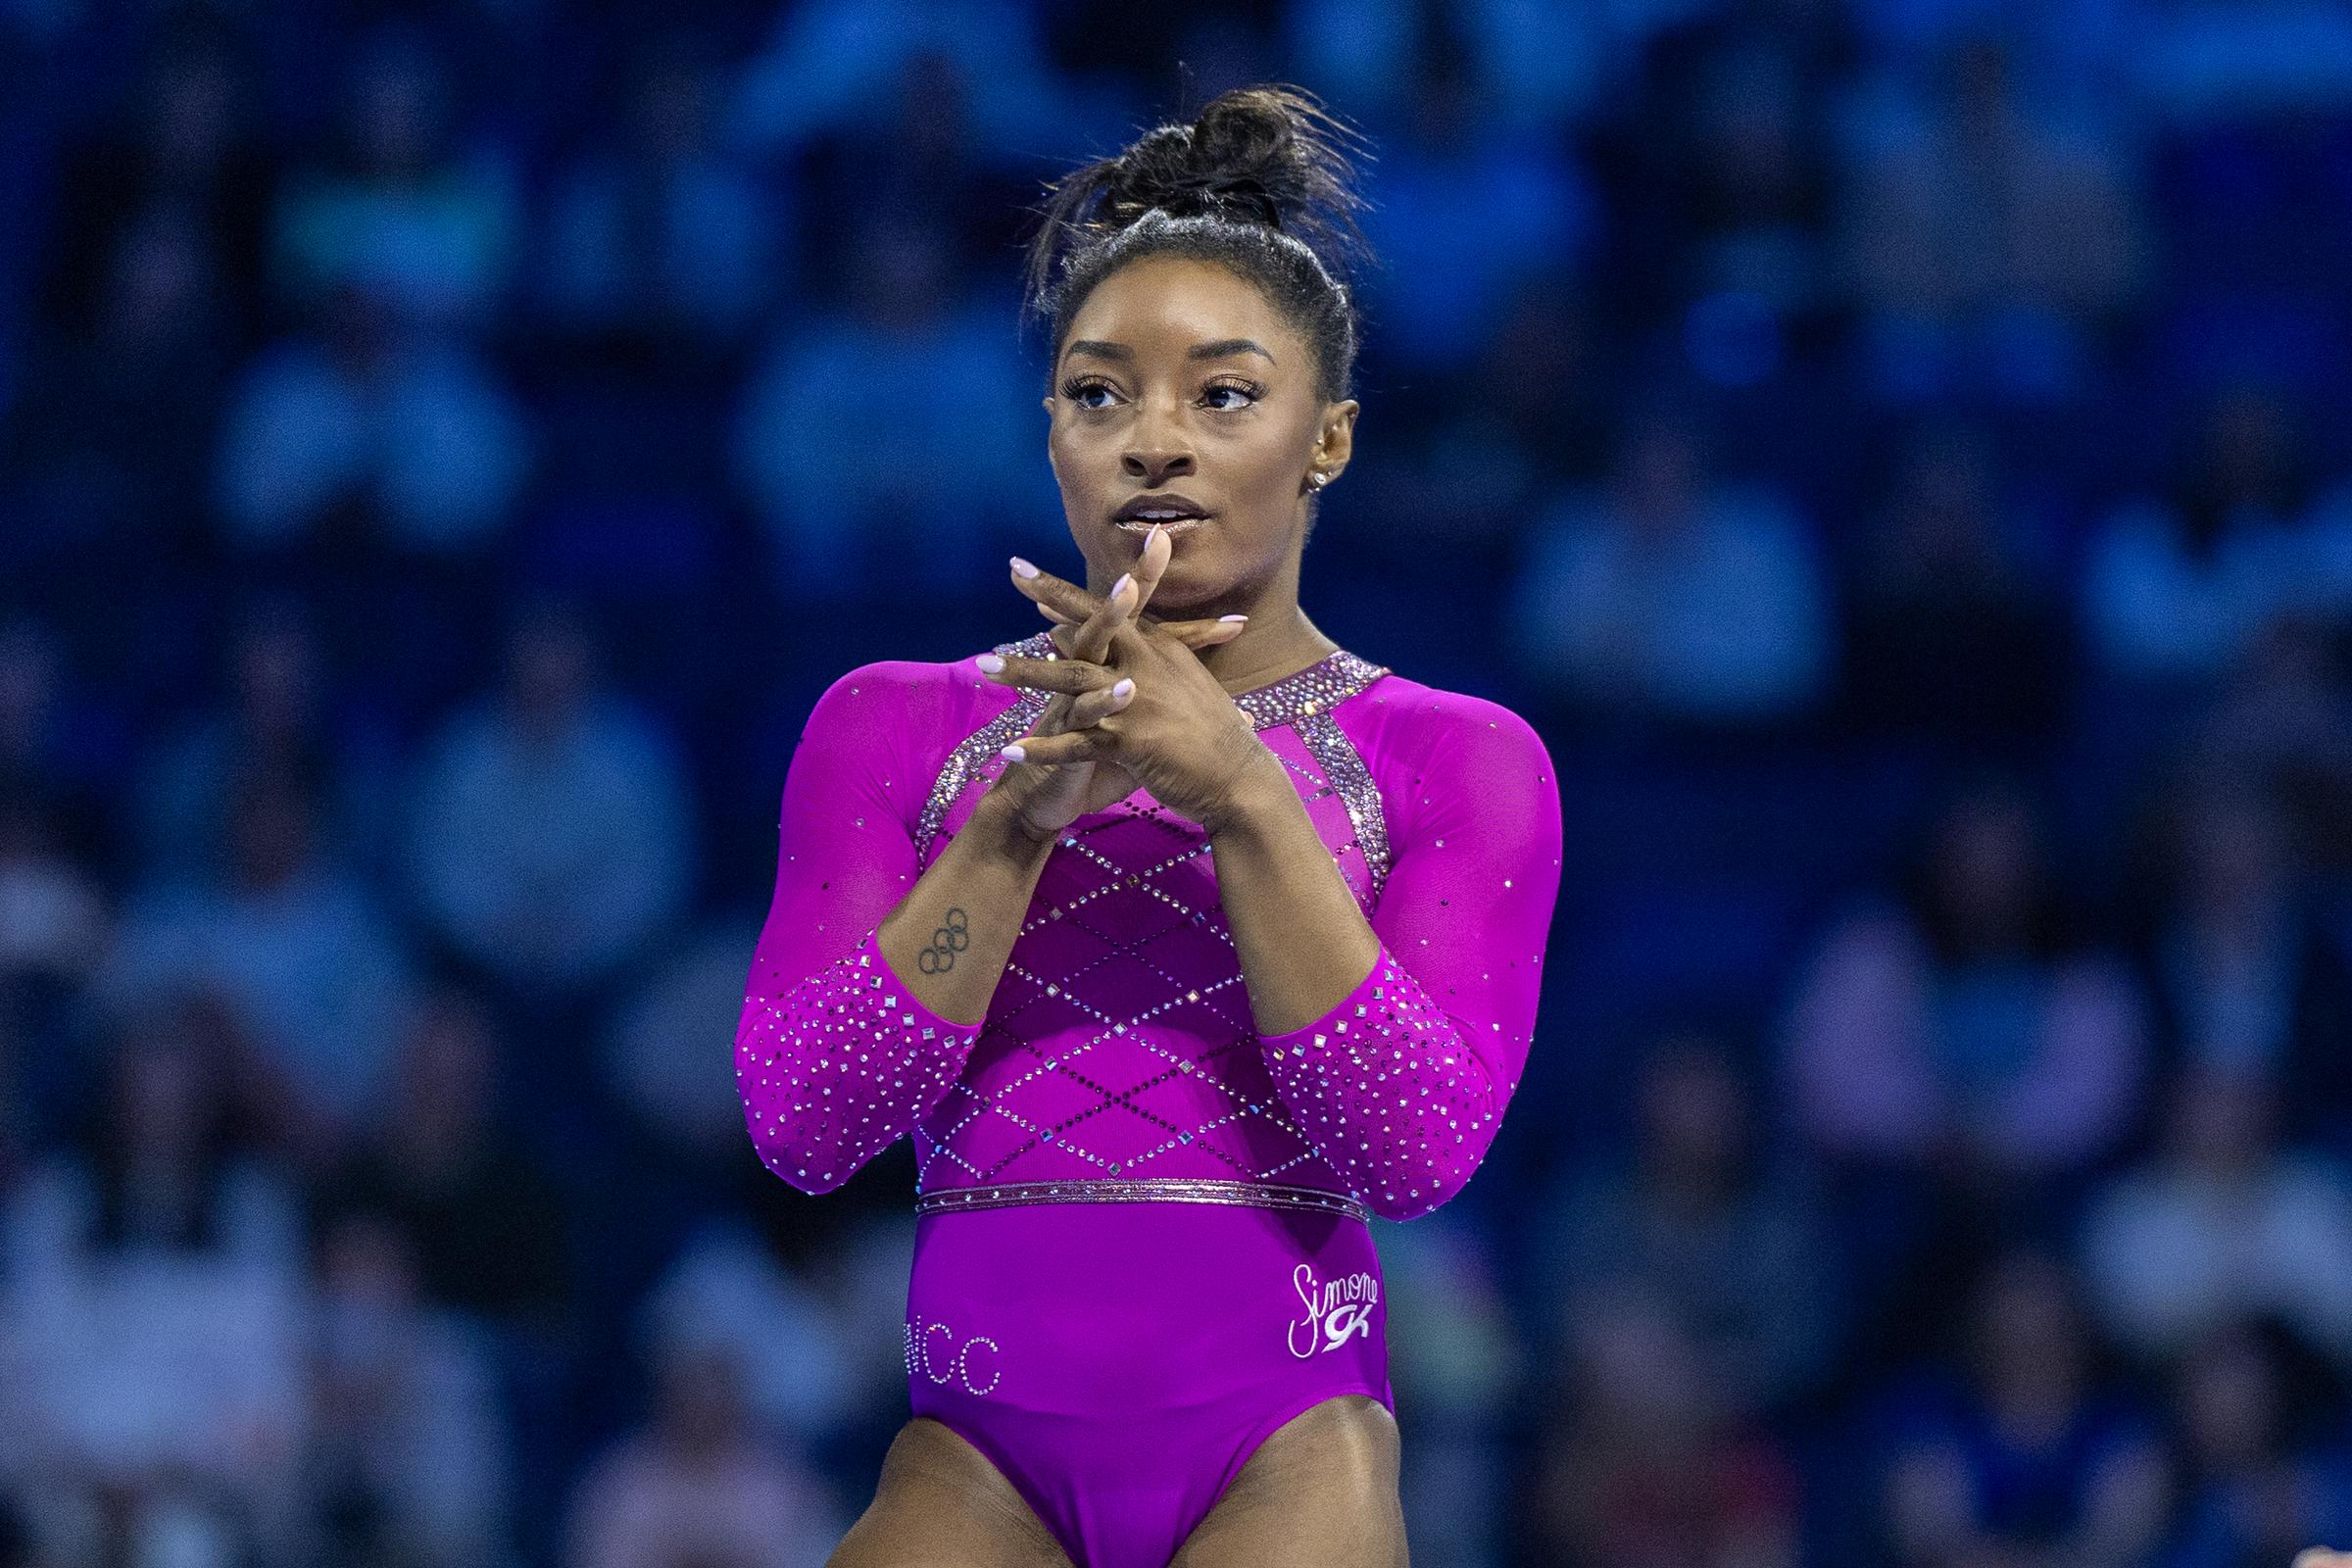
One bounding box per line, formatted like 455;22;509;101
735;86;1562;1566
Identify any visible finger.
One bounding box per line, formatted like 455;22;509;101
1002;729;1104;767
1063;676;1137;729
1007;557;1102;628
1068;568;1137;664
1150;615;1248;651
976;653;1117;697
1039;599;1248;652
1123;519;1175;615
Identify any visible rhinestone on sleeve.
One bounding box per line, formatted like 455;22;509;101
735;926;984;1194
1254;947;1506;1222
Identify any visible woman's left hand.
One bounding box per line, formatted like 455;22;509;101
986;522;1278;832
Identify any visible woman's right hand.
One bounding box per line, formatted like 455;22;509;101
984;530;1243;841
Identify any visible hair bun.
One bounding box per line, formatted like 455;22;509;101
1080;86;1368;269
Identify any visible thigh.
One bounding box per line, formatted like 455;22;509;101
827;1418;1074;1568
1169;1395;1408;1568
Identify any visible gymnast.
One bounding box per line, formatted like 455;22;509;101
736;84;1563;1567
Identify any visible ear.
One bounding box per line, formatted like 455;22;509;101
1310;399;1359;485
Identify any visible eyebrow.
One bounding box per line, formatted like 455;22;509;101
1061;337;1277;366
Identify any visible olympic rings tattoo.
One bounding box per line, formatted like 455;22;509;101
916;907;971;974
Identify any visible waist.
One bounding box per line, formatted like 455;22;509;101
913;1177;1372;1225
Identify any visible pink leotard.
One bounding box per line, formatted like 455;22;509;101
736;628;1561;1565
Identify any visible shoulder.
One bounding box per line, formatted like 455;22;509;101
1339;670;1558;842
808;650;1022;736
1343;670;1553;777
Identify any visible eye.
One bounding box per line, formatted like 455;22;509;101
1058;376;1119;409
1201;379;1263;412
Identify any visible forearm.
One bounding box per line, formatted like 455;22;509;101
737;789;1056;1193
877;788;1061;1027
1209;754;1513;1220
1206;756;1384;1035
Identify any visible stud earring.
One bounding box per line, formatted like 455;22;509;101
1307;471;1330;491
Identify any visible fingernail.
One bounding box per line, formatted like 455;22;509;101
974;653;1004;673
1112;572;1133;599
1111;678;1135;699
1219;614;1249;622
1009;557;1039;579
1000;743;1025;761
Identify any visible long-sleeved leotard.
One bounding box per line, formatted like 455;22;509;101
735;629;1563;1223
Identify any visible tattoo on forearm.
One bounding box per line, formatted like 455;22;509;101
918;907;971;974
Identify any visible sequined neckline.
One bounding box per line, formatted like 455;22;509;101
988;630;1391;733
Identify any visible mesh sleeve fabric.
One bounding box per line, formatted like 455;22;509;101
735;663;988;1195
1256;695;1563;1220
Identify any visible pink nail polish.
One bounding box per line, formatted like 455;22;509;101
1111;678;1135;699
1219;614;1249;623
974;653;1004;673
1001;743;1026;761
1009;557;1039;579
1112;572;1133;599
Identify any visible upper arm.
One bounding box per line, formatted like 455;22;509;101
752;662;952;980
1365;693;1566;1092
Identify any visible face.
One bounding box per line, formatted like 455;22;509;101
1045;255;1355;612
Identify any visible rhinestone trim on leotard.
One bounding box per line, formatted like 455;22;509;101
914;1176;1373;1224
913;632;1392;865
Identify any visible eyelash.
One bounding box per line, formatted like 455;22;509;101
1058;377;1263;412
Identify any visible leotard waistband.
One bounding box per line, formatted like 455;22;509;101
913;1177;1373;1224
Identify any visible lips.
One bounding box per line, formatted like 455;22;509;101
1111;492;1211;525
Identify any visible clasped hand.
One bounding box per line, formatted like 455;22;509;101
980;522;1272;838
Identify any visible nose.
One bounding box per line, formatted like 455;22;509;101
1122;412;1196;488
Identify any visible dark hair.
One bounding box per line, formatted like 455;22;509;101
1023;85;1374;404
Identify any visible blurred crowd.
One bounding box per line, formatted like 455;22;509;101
5;0;2352;1564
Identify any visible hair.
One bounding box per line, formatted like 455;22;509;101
1022;85;1374;405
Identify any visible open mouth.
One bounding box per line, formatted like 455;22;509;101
1111;493;1212;534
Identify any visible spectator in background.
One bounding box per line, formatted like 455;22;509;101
0;997;310;1565
1840;416;2067;752
323;987;571;1336
131;595;399;887
215;281;533;558
727;0;1078;172
2158;1317;2352;1568
270;21;518;333
405;597;696;1001
2082;382;2318;691
539;30;781;368
1834;32;2146;406
0;786;107;1156
1371;1209;1525;1566
1509;399;1834;727
297;1206;514;1568
103;759;420;1164
2133;0;2352;126
1619;31;1835;319
2127;781;2352;1137
732;215;1038;606
2079;1067;2352;1368
1349;41;1596;374
1781;769;2146;1189
6;209;238;572
1540;1030;1843;1418
0;617;129;850
2172;616;2352;875
564;1322;847;1568
1878;1250;2170;1568
37;16;274;347
636;1212;866;1465
1528;1279;1803;1568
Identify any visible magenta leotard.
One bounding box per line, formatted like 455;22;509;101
736;629;1562;1565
